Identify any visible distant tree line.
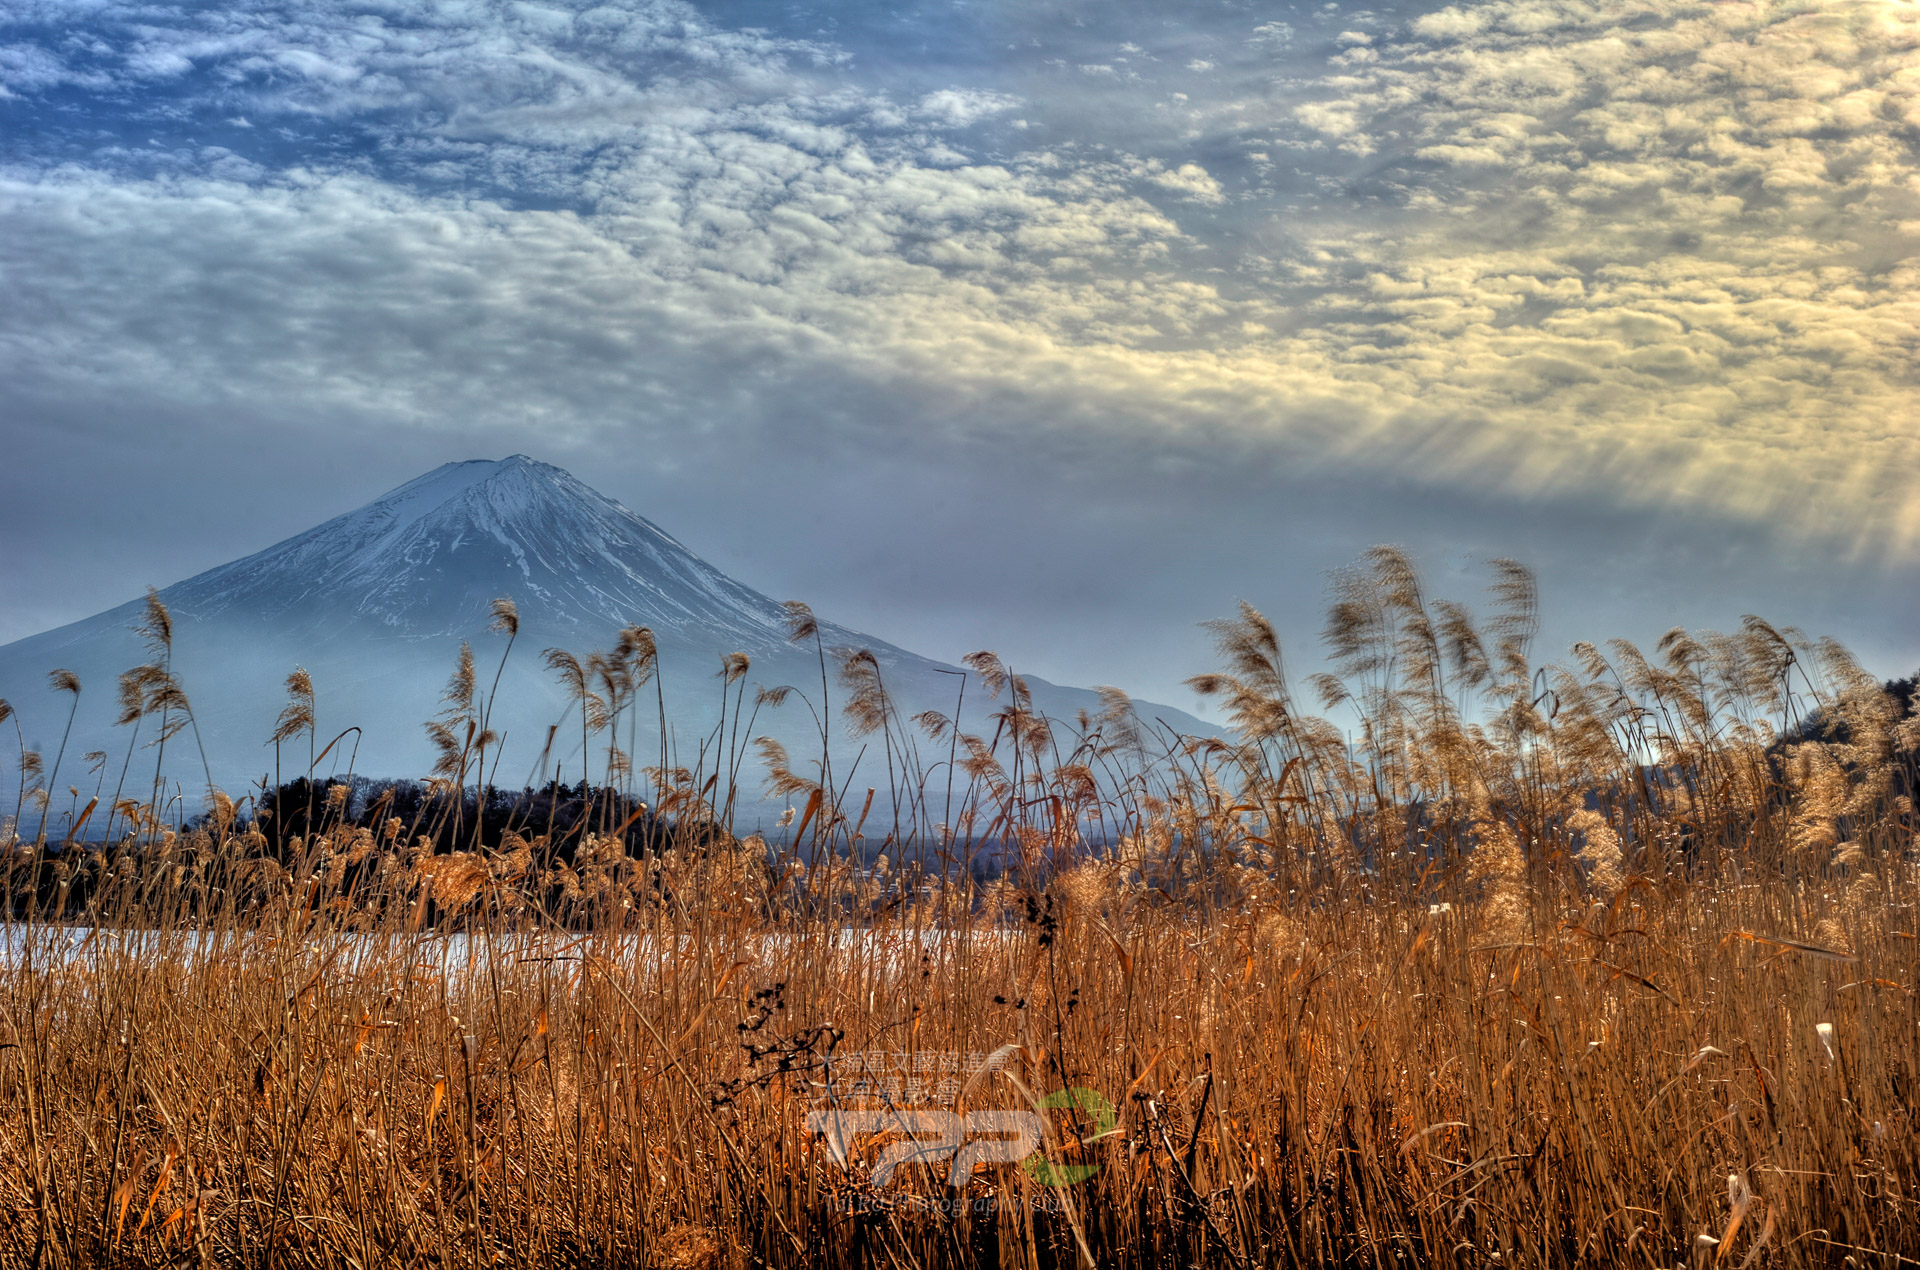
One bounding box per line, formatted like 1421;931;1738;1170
250;774;706;864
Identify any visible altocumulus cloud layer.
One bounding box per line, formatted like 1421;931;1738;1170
1282;0;1920;543
1;0;1917;697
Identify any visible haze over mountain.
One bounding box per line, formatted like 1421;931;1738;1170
0;456;1209;825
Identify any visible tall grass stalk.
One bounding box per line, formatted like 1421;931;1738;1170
2;550;1917;1269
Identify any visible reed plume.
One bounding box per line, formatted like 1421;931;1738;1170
479;596;520;758
32;670;81;845
542;646;608;788
270;667;316;805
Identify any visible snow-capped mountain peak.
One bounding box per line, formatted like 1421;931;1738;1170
163;455;792;647
0;457;1212;811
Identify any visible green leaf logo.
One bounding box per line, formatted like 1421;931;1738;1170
1022;1086;1115;1187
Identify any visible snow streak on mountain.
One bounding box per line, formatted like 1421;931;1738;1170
0;457;1209;821
166;457;832;651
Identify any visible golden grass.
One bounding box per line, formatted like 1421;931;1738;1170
0;548;1916;1268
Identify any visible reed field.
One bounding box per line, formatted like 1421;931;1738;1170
1;547;1917;1269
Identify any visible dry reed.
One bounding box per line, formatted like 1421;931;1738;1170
0;549;1915;1269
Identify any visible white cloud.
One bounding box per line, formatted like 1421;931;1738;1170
1411;7;1491;40
2;0;1917;563
0;40;111;94
1143;160;1226;205
913;88;1019;128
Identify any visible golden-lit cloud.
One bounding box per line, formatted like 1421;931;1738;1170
1261;0;1920;544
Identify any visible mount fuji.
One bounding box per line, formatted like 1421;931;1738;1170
0;456;1212;824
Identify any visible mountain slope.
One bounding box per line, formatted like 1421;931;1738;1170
0;457;1214;825
163;458;815;650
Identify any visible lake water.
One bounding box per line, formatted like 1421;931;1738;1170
0;922;1015;976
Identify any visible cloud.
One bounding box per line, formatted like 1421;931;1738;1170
1251;22;1294;48
1;0;1917;576
1410;7;1490;40
1267;0;1920;545
914;88;1019;128
1142;159;1225;204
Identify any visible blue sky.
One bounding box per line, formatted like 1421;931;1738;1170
3;0;1917;710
